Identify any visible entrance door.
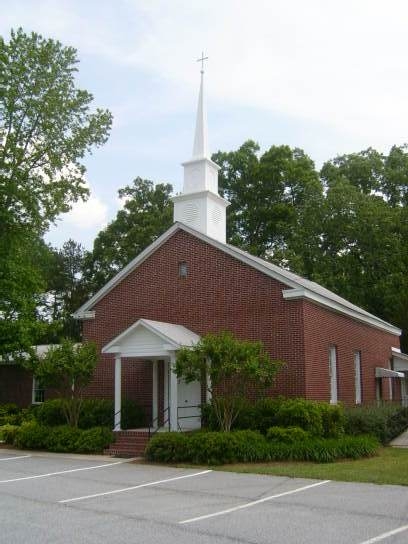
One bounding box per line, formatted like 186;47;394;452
177;378;201;430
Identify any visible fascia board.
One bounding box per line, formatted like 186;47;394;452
283;288;401;336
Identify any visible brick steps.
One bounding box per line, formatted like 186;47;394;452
104;430;150;457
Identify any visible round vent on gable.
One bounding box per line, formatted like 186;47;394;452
183;202;199;224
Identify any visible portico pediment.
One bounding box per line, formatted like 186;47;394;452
102;318;200;358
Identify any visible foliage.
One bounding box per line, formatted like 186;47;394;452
33;397;146;429
344;404;408;445
214;141;322;259
74;427;113;453
0;403;20;425
83;178;173;293
146;430;269;465
14;421;49;449
28;340;98;426
146;430;378;465
10;422;113;453
0;28;111;357
267;435;379;463
0;423;19;443
176;331;284;431
45;425;81;452
266;426;311;444
202;397;345;438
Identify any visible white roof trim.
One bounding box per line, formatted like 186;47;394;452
375;367;405;378
74;223;401;336
283;288;401;336
392;348;408;363
102;318;200;355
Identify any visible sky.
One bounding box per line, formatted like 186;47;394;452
2;0;408;249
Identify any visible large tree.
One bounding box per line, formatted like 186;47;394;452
83;177;173;293
213;141;323;261
0;28;112;357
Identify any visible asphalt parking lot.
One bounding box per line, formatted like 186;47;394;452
1;448;407;544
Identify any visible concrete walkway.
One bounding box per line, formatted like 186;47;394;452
390;428;408;447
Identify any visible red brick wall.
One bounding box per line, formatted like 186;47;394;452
0;365;33;407
83;229;307;404
302;301;400;405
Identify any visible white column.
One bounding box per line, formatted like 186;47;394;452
152;360;158;428
169;352;178;431
163;360;169;426
114;355;122;431
206;356;212;403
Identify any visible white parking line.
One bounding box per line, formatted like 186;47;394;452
358;524;408;544
59;469;213;503
0;460;128;483
0;455;31;462
179;479;331;524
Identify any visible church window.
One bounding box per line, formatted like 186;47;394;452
179;261;188;278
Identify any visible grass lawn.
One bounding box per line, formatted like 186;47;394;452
216;447;408;486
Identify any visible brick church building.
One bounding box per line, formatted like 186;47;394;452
2;67;408;435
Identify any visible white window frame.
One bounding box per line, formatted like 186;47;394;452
32;376;45;404
329;346;338;404
354;351;362;404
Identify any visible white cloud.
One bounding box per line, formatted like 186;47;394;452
65;195;108;229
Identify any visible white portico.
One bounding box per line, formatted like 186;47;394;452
102;319;202;431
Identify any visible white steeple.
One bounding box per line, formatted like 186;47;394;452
172;54;229;243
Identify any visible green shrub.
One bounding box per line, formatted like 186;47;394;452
14;421;49;450
268;435;379;463
345;404;408;445
0;403;22;426
0;424;19;444
319;403;345;438
75;427;114;453
34;399;66;426
78;399;112;429
147;430;378;465
273;399;323;436
266;426;311;444
145;432;189;463
33;398;147;430
121;399;147;429
45;426;81;453
386;407;408;442
147;430;269;465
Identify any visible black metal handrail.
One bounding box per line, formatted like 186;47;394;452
148;406;170;439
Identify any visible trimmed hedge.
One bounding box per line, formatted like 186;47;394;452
345;405;408;445
146;430;379;465
202;398;345;438
33;398;147;429
6;421;113;453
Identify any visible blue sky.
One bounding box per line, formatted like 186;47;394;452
2;0;408;249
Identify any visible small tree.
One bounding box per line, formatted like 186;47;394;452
30;340;98;427
175;331;284;431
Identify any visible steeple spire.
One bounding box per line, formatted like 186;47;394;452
172;54;229;243
192;53;209;159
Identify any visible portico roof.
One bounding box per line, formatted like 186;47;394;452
102;318;200;358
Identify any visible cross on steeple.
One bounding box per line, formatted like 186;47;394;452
197;51;208;73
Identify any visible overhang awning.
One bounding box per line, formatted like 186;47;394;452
375;367;405;379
